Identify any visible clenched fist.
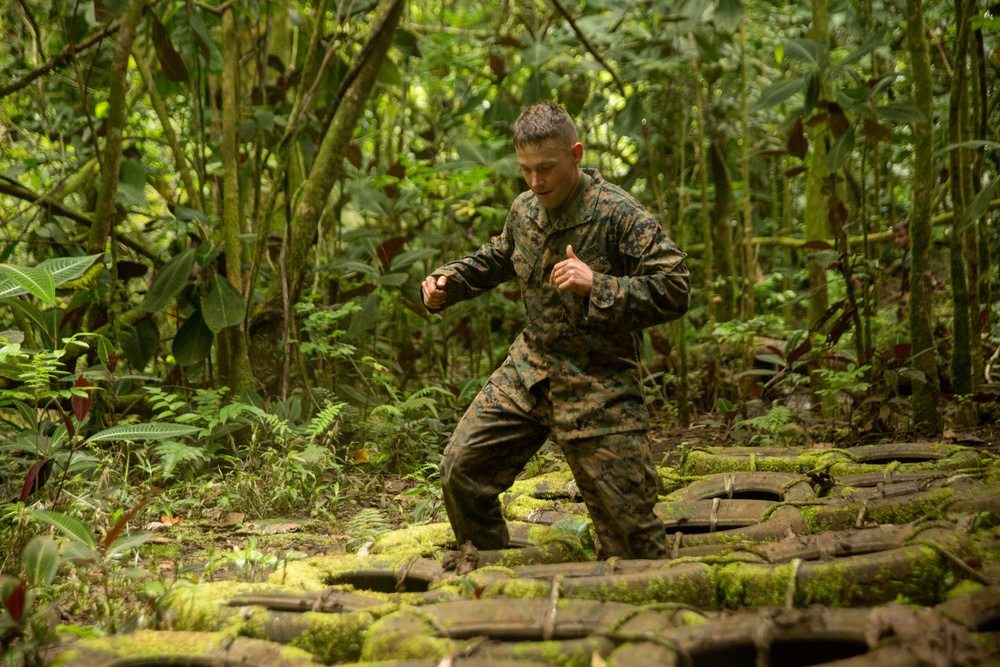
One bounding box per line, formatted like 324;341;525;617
550;245;593;297
422;274;448;309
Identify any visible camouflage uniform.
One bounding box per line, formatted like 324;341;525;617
430;169;690;559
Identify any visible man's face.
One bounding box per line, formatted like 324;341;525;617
893;228;910;249
516;139;583;209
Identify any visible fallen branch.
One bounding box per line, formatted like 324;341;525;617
0;19;121;100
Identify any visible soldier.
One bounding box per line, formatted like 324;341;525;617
421;101;690;559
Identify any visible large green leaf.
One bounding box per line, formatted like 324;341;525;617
23;535;60;587
143;249;196;313
750;77;804;112
389;248;440;273
172;309;214;366
106;531;153;559
783;39;821;68
35;254;102;287
31;510;96;549
0;265;55;303
202;274;245;333
85;423;201;443
122;317;160;371
956;175;1000;235
873;104;927;125
826;126;855;173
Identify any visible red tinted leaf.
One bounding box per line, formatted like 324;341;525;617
828;307;858;345
828;103;850;138
117;261;149;280
862;118;891;143
893;343;912;362
344;143;363;169
784;166;807;178
787;118;808;159
5;582;25;624
387;162;406;180
103;499;151;551
72;377;93;423
376;236;406;270
150;12;189;82
787;338;813;365
489;54;505;78
19;459;53;502
801;240;834;250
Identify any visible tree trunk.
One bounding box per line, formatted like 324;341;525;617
710;137;737;323
87;0;145;253
948;0;976;427
803;0;835;417
218;4;253;392
905;0;943;435
249;0;406;392
739;19;756;320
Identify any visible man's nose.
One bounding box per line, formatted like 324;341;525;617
531;173;544;189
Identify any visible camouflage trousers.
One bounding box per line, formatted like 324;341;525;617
439;379;667;559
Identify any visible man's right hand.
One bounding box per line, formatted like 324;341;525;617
422;275;448;309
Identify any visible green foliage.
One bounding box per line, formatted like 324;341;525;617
345;508;392;552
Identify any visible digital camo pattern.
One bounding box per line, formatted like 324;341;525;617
440;378;667;559
430;168;690;440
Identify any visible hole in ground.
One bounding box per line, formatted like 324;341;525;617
690;638;869;667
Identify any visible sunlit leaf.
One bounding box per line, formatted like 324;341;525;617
85;423;201;444
0;265;55;303
956;175;1000;234
32;510;96;549
23;536;60;588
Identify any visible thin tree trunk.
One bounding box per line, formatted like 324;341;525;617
949;0;976;426
87;0;145;253
739;20;756;319
709;137;737;323
218;4;253;392
905;0;943;435
692;59;715;322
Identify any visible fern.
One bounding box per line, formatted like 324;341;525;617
345;508;391;550
258;412;295;444
740;405;794;434
154;440;208;479
306;400;350;442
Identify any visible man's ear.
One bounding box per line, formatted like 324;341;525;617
571;142;583;164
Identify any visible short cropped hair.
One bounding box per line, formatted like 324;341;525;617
893;220;909;233
513;101;578;149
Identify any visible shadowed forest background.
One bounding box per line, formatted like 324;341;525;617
1;0;999;658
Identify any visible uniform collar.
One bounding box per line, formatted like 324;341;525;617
538;168;603;232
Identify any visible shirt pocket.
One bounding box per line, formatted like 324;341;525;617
576;244;612;274
512;240;540;282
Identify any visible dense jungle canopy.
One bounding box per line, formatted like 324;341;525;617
1;0;999;529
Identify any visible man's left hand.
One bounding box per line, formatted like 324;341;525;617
550;245;593;297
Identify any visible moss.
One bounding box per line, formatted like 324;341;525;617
163;581;275;631
360;608;457;661
369;523;455;557
657;467;689;495
945;579;985;599
500;637;607;666
683;449;821;475
49;630;314;665
799;488;956;533
508;470;578;497
266;552;425;590
716;561;792;608
290;610;377;664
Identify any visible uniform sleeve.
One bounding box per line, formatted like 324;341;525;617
425;214;517;313
586;209;690;330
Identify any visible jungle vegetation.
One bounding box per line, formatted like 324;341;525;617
0;0;998;656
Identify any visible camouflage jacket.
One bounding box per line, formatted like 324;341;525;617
430;169;690;439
